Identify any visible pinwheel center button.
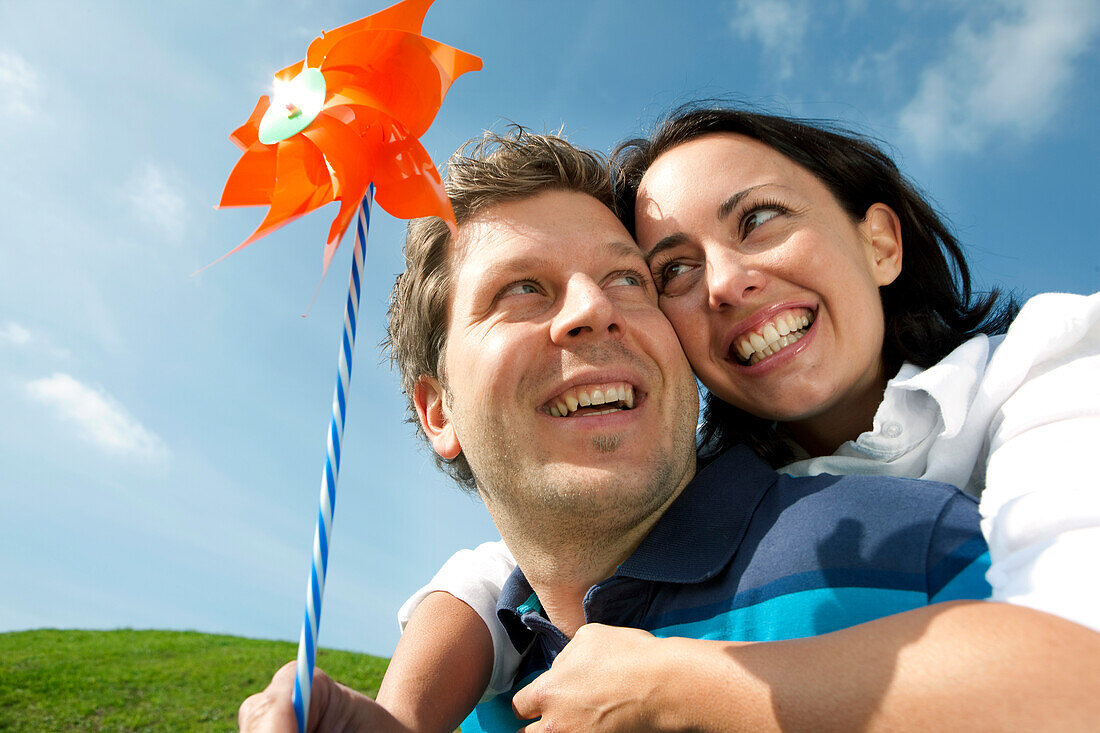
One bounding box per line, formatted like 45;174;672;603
259;67;326;144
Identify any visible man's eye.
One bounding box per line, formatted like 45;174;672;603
500;281;541;298
743;207;783;236
607;271;644;288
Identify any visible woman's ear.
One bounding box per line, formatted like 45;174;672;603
413;376;461;459
863;203;903;287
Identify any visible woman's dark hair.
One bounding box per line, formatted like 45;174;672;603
613;104;1019;467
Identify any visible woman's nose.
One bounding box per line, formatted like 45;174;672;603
706;249;766;310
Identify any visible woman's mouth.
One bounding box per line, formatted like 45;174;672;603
730;308;815;366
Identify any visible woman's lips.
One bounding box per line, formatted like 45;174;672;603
729;307;816;365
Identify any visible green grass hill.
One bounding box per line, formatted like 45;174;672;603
0;629;389;732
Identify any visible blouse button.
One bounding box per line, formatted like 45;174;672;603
883;422;903;438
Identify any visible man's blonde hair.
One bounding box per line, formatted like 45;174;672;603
385;127;617;491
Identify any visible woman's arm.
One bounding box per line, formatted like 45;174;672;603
238;593;494;733
376;591;495;733
397;540;522;696
513;602;1100;732
372;539;520;731
977;295;1100;630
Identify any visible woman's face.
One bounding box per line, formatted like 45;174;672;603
634;133;902;435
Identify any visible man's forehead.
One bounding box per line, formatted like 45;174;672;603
452;229;641;278
449;197;640;269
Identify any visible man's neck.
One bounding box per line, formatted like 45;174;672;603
488;469;694;639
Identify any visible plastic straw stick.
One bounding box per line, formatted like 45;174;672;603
292;186;374;733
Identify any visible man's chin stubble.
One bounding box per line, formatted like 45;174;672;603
591;434;621;453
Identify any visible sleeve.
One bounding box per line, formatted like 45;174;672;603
979;293;1100;631
925;491;992;604
397;539;522;699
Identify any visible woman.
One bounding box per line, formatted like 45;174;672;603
386;107;1100;731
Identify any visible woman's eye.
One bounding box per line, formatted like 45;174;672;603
651;260;698;296
658;261;690;283
743;207;782;236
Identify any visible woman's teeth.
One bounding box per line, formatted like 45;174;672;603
734;310;815;365
546;383;635;417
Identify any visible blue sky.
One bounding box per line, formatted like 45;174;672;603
1;0;1097;658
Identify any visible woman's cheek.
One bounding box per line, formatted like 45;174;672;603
659;299;694;343
667;307;714;370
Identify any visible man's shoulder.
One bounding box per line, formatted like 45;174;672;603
743;471;983;582
633;454;990;645
772;470;974;514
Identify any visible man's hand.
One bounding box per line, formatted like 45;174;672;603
239;661;408;732
239;661;322;732
511;623;688;732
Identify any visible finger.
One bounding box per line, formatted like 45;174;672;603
238;661;300;732
511;680;542;721
238;689;297;732
270;660;300;690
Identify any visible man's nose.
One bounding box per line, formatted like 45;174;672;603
549;276;621;344
706;249;766;310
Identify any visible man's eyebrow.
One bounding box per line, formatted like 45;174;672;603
482;241;640;275
480;254;556;284
473;240;643;294
607;238;646;261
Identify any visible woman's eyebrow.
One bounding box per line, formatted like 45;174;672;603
717;184;767;221
644;184;785;263
643;234;687;265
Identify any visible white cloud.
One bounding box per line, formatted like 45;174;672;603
899;0;1100;158
0;50;39;118
729;0;810;80
0;321;31;346
846;39;907;89
126;163;188;239
26;373;167;461
0;321;71;358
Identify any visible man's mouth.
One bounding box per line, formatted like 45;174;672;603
731;308;815;366
542;382;637;418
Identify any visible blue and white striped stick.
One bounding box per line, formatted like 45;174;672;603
291;185;374;733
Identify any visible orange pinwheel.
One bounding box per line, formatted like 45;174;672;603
218;0;482;276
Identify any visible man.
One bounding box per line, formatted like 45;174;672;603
240;129;1001;732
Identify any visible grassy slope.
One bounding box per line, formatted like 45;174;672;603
0;629;389;732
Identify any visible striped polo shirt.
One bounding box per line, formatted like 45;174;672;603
462;444;992;733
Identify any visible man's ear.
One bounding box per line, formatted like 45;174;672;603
862;203;903;287
413;376;461;459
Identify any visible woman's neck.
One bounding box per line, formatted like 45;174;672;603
782;363;892;457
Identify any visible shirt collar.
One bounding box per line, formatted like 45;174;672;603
887;334;992;438
497;568;538;655
496;444;778;650
616;444;777;583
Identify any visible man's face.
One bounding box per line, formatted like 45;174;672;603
418;190;698;536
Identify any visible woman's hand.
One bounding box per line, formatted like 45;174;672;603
511;623;691;732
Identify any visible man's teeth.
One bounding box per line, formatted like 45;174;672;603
735;310;815;365
547;383;635;417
